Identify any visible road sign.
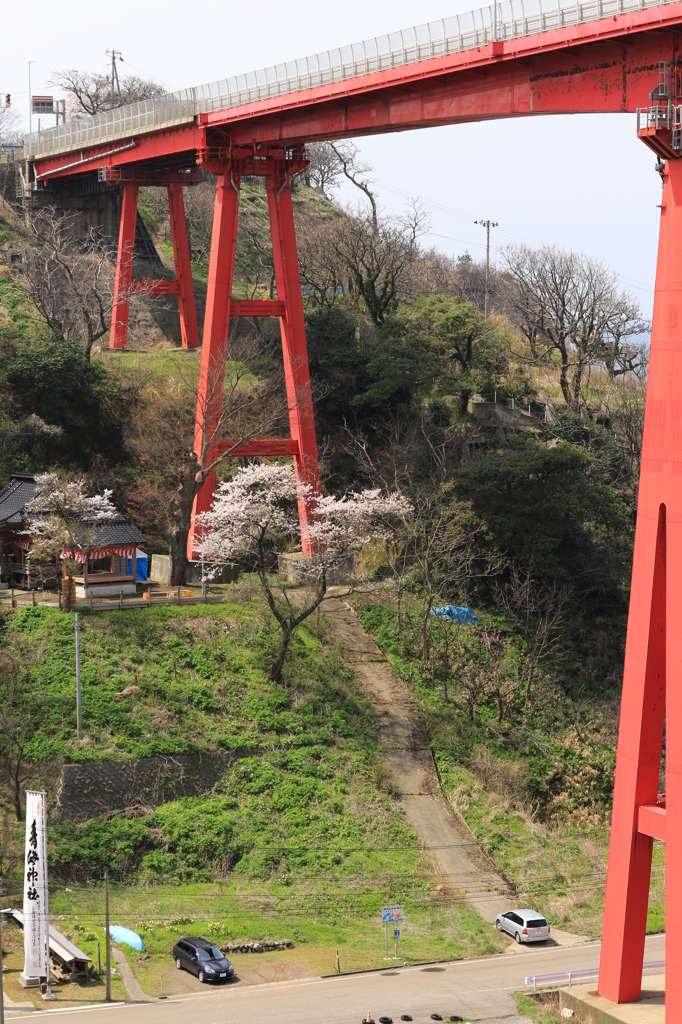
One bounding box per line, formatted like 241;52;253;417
394;929;400;938
381;904;404;923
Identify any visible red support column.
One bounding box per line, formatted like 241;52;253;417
266;169;320;553
109;183;138;350
187;168;240;561
167;183;200;349
599;156;682;1022
598;507;665;1000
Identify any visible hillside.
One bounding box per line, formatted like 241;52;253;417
0;590;503;1005
0;165;653;1005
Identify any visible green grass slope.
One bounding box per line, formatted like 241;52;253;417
0;591;506;995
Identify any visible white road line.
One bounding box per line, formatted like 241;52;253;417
7;1004;125;1019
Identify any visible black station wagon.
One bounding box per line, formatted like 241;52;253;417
172;936;235;983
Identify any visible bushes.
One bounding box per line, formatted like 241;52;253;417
0;330;127;474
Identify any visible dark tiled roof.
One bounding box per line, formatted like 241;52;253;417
0;474;38;525
0;474;145;545
89;519;145;546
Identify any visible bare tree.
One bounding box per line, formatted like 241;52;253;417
296;213;348;308
402;247;459;299
23;210;118;360
610;368;648;472
504;245;648;412
332;204;425;326
407;491;484;662
302;142;343;198
330;142;379;229
183;177;216;266
49;70;166;116
0;104;22;150
235;189;277;299
495;568;569;714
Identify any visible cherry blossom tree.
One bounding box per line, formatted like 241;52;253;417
200;464;411;682
25;474;119;612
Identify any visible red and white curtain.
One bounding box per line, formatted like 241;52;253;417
60;546;136;563
15;539;31;551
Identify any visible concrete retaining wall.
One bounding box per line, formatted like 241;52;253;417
55;751;236;823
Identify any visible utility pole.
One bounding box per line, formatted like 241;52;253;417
104;870;111;1001
75;612;82;740
474;218;498;319
106;50;123;108
27;61;34;155
0;881;5;1024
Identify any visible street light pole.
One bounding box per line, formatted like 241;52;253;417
104;870;111;1001
75;612;82;740
0;880;5;1024
28;62;34;156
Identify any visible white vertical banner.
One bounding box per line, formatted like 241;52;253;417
23;790;48;979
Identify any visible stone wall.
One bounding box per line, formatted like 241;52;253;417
55;751;235;823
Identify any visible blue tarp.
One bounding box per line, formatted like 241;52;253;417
108;926;145;951
431;605;479;624
127;548;148;581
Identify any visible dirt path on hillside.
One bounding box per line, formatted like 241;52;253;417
321;594;513;924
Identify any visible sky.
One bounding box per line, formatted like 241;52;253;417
0;0;662;317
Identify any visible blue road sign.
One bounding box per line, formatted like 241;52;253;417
381;904;404;923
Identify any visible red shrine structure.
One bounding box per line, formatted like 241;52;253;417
23;3;682;1014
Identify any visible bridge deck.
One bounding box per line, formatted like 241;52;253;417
29;0;682;165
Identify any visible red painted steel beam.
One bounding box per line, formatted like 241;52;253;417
187;167;241;561
599;153;682;1024
109;183;138;349
98;165;203;185
266;169;321;553
33;3;682;182
216;438;300;456
637;803;666;842
35;123;203;181
229;299;286;317
168;182;200;349
130;279;180;295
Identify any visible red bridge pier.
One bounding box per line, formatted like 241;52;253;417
599;153;682;1019
109;177;200;351
186;149;320;561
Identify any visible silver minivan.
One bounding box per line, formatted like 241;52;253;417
495;909;550;943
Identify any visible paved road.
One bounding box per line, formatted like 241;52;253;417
6;934;665;1024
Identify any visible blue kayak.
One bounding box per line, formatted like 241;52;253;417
109;926;145;951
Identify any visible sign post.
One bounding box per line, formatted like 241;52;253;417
381;905;404;960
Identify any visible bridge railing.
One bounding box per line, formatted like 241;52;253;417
30;0;676;160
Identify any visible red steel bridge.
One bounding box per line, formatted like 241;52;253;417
24;5;682;1015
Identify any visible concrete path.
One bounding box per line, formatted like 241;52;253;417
112;948;152;1002
321;595;514;924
